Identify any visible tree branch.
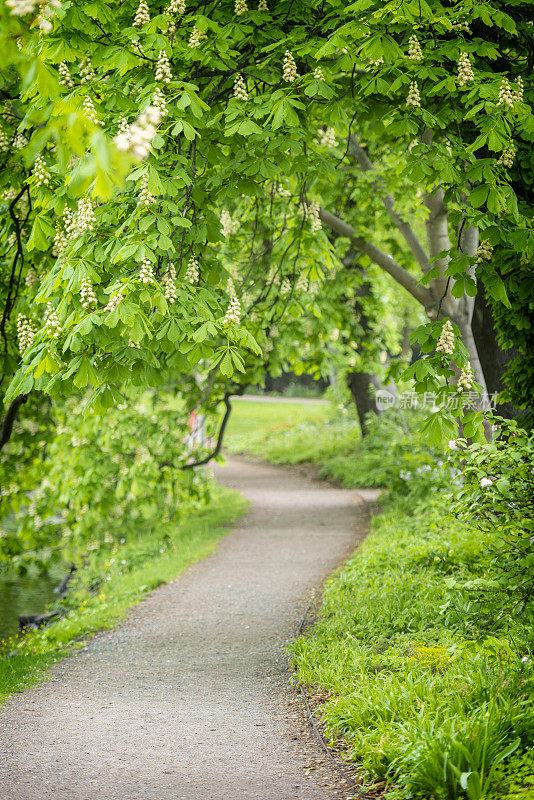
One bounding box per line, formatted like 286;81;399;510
319;208;432;308
0;394;29;451
347;135;430;269
181;388;241;470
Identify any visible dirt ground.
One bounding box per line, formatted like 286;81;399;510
0;458;374;800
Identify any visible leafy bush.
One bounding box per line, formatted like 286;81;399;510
291;494;534;800
0;391;211;572
447;419;534;629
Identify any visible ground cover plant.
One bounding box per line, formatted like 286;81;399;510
0;484;246;702
226;398;534;800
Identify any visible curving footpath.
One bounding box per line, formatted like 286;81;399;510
0;458;372;800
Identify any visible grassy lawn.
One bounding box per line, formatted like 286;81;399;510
225;397;363;469
0;485;247;703
224;397;534;800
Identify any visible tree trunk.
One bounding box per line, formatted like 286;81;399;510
347;371;379;436
471;288;520;419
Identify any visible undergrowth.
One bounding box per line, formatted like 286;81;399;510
0;485;246;702
226;398;534;800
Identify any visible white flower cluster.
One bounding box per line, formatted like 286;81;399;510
475;239;493;264
25;268;38;288
80;59;96;84
59;62;74;88
0;130;10;152
82;96;102;125
368;58;384;67
283;50;298;82
480;477;493;488
7;231;17;247
37;0;61;33
33;154;50;188
319;126;337;147
163;267;176;302
189;25;207;47
406;81;421;107
14;133;26;149
296;273;308;292
258;0;268;9
221;208;238;236
133;0;150;26
234;73;248;101
436;319;454;355
138;173;153;208
75;198;95;236
139;257;154;284
115;105;161;160
280;277;291;296
117;115;129;135
155;51;172;83
235;0;247;14
185;255;199;284
457;362;474;393
153;88;168;118
80;274;97;310
308;200;321;232
17;313;35;353
498;143;515;168
457;52;474;85
6;0;37;15
313;66;324;80
497;77;523;109
408;35;423;61
44;303;62;339
104;291;122;312
167;0;185;12
273;183;291;198
223;296;241;325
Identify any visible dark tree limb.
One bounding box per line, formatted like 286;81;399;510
181;386;245;470
0;394;29;451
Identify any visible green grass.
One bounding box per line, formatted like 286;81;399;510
225;398;534;800
0;485;247;702
291;494;533;800
225;398;363;468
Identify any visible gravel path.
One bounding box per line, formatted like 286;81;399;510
0;458;371;800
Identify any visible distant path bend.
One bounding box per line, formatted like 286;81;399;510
0;458;372;800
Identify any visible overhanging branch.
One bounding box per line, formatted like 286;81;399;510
0;394;29;451
347;135;430;269
319;208;432;308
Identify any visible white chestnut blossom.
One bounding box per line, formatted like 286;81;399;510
283;50;298;82
58;62;74;88
82;96;102;125
104;291;123;312
457;362;474;393
115;105;161;160
234;73;248;101
235;0;247;14
457;52;474;85
138;173;153;208
189;25;207;47
497;77;515;108
221;208;238;236
6;0;37;15
152;87;168;118
133;0;150;26
223;296;241;325
319;126;337;147
184;256;200;284
280;277;291;296
406;81;421;107
139;257;154;284
167;0;185;11
258;0;268;9
44;303;62;339
408;35;423;61
498;143;515;168
17;313;35;352
80;58;96;84
480;477;493;488
155;51;172;83
33;154;50;187
475;239;493;264
163;267;177;302
80;274;98;310
313;66;324;80
436;319;454;355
